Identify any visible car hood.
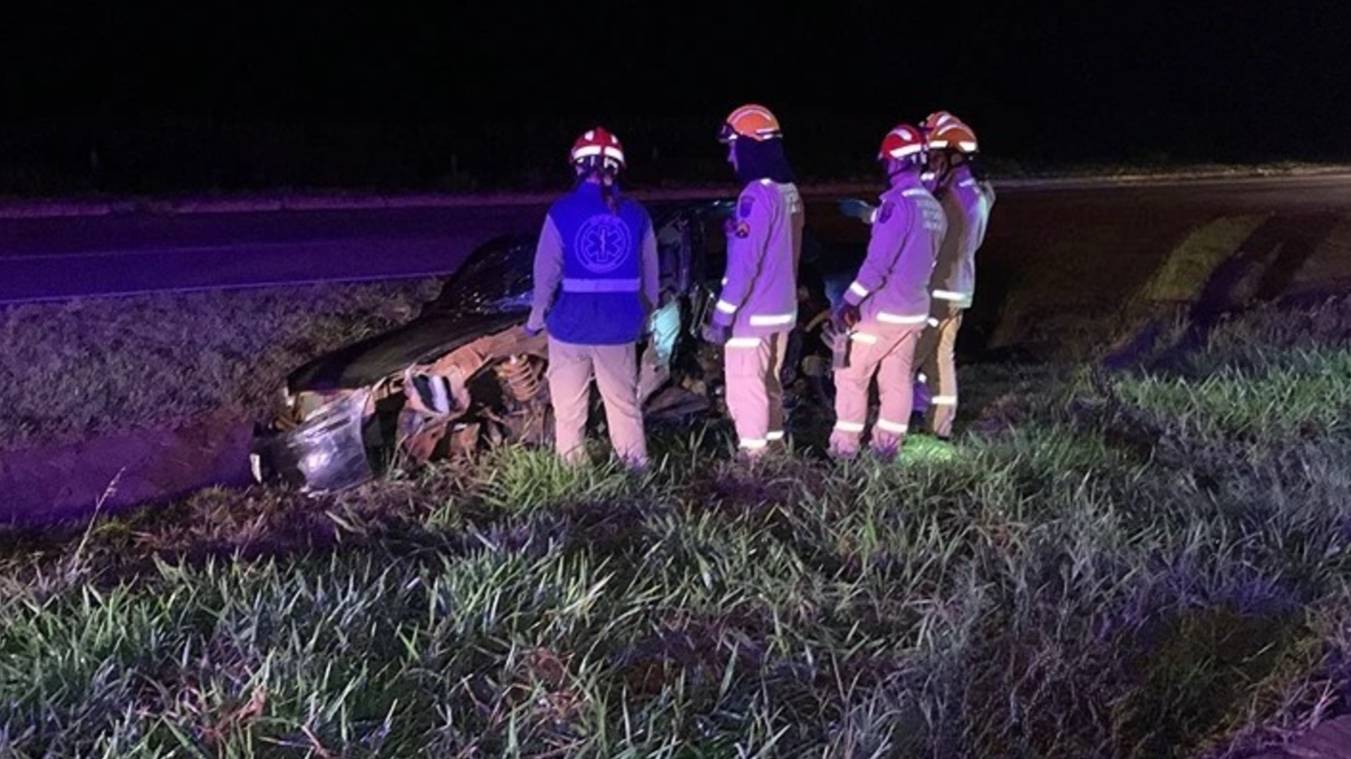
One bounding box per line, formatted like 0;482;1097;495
288;311;525;393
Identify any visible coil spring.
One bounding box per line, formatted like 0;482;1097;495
496;355;543;403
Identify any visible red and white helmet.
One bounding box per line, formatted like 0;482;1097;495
878;123;927;165
570;127;626;173
922;111;979;154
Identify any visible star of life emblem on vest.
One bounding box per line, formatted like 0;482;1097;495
575;214;632;274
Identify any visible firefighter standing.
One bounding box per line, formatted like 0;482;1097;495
525;127;659;468
915;111;995;440
829;124;947;459
701;104;805;457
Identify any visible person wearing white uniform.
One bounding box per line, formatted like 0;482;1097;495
702;104;804;457
829;123;946;459
914;111;996;440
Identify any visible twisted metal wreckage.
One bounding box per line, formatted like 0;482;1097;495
252;200;866;493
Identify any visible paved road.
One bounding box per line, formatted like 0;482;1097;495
0;203;550;303
2;174;1351;304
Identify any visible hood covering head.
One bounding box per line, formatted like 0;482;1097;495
733;137;796;185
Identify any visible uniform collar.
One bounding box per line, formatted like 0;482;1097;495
945;163;974;189
574;179;618;198
881;172;926;200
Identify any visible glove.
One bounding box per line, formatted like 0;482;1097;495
838;199;877;224
831;302;861;331
701;322;731;346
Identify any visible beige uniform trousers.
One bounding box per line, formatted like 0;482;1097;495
724;331;789;455
546;338;647;467
829;324;922;459
915;307;963;439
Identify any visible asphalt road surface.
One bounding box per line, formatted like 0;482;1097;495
3;173;1350;305
0;202;549;303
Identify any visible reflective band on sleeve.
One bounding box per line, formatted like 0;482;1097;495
959;179;977;188
876;418;909;434
740;438;769;450
834;420;866;434
850;332;878;344
932;289;970;301
749;312;795;327
766;430;785;442
931;395;958;406
849;282;870;298
562;277;641;293
901;189;929;197
877;312;929;325
726;337;762;349
715;299;739;315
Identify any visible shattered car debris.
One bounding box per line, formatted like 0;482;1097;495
252;200;867;492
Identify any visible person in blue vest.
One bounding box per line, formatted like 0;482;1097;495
524;127;659;468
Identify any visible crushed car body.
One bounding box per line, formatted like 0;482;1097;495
252;199;868;493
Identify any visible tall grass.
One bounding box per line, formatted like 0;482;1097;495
4;299;1351;756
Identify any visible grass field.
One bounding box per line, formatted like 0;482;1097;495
0;280;439;452
3;286;1351;756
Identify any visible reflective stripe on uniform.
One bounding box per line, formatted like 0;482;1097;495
749;312;795;327
834;420;865;434
562;277;641;293
715;299;739;315
932;289;970;302
740;438;768;450
849;281;870;298
959;178;977;188
877;312;928;325
876;418;909;434
902;189;929;197
726;337;762;349
766;430;785;442
931;395;958;406
850;332;878;344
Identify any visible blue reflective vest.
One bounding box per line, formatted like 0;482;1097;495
546;183;651;345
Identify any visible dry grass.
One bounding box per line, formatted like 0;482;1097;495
0;280;440;451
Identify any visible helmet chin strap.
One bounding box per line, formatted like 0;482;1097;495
886;157;922;184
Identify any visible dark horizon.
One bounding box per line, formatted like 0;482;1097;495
3;2;1347;193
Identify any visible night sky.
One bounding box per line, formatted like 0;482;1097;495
3;2;1347;190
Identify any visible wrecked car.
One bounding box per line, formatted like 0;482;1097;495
252;199;867;492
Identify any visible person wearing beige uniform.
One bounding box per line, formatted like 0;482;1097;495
525;127;659;468
702;104;804;457
915;111;995;440
829;123;947;459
